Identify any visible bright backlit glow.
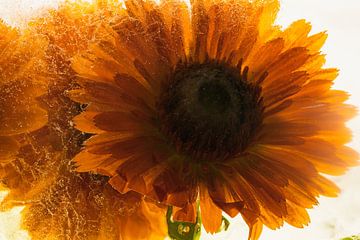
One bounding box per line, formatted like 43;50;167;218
0;191;30;240
0;0;359;239
0;0;92;27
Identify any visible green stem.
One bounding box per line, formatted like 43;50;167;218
166;205;202;240
341;236;360;240
166;202;231;240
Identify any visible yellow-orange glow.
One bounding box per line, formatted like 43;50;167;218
1;1;360;240
0;191;30;240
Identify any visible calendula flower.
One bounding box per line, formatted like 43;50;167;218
0;21;47;164
0;2;166;240
70;0;358;239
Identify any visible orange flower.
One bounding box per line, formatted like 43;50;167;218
0;2;166;240
70;0;358;239
0;21;47;164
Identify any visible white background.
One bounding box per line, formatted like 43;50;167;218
0;0;359;239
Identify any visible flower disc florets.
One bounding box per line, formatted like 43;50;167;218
159;62;263;161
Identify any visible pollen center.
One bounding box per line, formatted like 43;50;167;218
198;81;231;114
159;63;263;161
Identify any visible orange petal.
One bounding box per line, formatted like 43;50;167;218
200;185;223;233
173;202;197;223
285;201;310;228
248;221;263;240
0;136;19;163
73;111;104;134
245;38;284;77
264;47;310;87
280;19;312;49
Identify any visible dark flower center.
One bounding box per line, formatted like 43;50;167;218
198;81;231;114
159;62;263;161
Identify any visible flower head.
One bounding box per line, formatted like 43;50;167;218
0;21;48;164
0;2;166;239
70;0;356;238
